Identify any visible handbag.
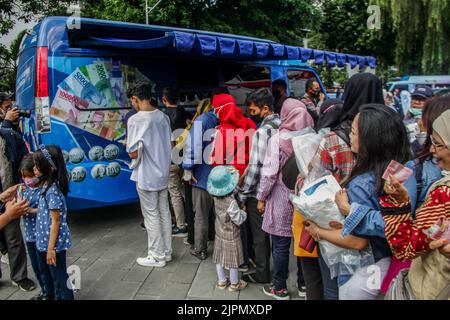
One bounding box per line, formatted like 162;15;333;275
384;269;416;300
299;227;316;253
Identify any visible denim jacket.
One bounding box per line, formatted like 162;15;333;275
182;111;218;190
343;160;443;238
342;172;385;238
405;159;442;215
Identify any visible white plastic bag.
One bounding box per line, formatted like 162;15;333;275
292;175;374;279
291;128;329;179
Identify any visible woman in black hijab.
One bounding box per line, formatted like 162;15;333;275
315;98;344;132
332;73;384;145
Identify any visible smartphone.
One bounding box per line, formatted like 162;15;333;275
16;184;25;200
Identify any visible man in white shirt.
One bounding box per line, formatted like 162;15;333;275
126;81;172;268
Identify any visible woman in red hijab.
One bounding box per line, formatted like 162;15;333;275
210;94;257;176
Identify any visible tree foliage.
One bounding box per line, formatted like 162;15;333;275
80;0;321;45
0;30;27;91
372;0;450;74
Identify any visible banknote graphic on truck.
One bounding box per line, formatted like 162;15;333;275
50;60;149;141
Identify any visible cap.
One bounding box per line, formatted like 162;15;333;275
411;86;433;99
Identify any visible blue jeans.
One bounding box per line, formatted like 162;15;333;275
318;248;339;300
26;242;53;299
271;235;291;291
37;250;74;300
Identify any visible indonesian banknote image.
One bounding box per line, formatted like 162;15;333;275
51;61;150;141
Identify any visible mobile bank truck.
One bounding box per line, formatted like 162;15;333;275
15;17;376;210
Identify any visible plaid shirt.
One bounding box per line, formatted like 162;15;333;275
318;131;355;183
237;114;281;204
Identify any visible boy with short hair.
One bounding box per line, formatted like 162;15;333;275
127;81;173;267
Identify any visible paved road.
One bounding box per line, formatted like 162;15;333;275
0;203;304;300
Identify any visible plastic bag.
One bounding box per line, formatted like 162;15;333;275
291;128;329;179
292;175;374;279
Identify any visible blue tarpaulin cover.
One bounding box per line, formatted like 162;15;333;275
68;19;377;68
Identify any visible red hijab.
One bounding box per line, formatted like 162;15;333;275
211;94;256;175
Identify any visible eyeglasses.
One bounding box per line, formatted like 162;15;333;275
431;138;447;150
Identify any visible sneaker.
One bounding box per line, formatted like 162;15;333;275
165;253;172;262
262;285;290;300
238;264;249;272
298;286;307;298
242;274;269;284
190;248;207;261
183;238;194;248
30;292;45;300
225;264;249;272
136;256;166;268
216;278;230;290
172;226;188;238
140;222;146;231
1;254;8;265
12;278;36;292
228;280;248;292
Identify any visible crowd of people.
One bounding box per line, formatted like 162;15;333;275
124;74;450;300
0;72;449;301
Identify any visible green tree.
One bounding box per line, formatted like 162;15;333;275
0;30;27;91
372;0;450;74
0;0;72;36
80;0;321;45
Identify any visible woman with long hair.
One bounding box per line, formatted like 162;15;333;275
305;105;412;300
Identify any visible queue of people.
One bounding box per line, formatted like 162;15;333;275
124;73;449;300
0;72;449;301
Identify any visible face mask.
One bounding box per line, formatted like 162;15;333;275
251;114;262;125
409;107;422;119
23;177;38;187
273;91;281;100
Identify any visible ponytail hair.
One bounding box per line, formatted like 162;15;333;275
33;144;69;196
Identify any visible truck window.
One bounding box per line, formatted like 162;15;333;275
287;69;319;98
221;63;271;106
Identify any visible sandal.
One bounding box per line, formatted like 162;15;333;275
190;248;207;261
228;279;248;292
216;278;230;290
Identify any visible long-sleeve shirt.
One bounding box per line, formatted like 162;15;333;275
317;132;355;184
380;180;450;261
238;114;281;204
182;111;218;190
257;133;293;237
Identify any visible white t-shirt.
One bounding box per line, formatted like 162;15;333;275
126;109;172;191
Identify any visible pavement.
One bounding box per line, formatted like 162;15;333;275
0;203;304;300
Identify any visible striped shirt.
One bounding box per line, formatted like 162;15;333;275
380;184;450;261
238;114;281;204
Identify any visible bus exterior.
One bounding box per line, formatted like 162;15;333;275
15;17;376;211
388;75;450;93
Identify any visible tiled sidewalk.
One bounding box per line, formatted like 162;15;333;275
0;203;304;300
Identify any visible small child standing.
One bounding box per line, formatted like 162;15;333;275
33;144;74;300
207;166;248;292
19;154;53;300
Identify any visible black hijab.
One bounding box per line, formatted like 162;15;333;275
315;98;344;132
332;73;384;145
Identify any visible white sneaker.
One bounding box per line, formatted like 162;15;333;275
136;256;166;268
165;254;172;262
1;254;9;265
